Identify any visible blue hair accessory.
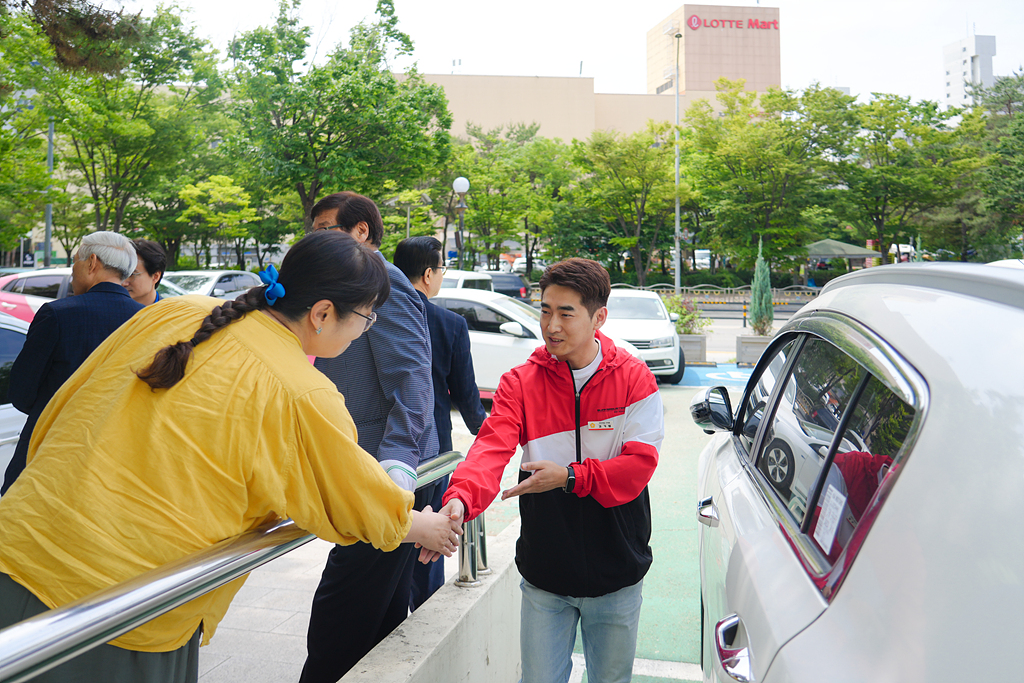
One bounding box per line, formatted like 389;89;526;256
259;265;286;306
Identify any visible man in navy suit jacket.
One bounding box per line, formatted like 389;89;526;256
394;236;488;609
2;231;143;494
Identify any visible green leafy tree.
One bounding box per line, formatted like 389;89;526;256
0;12;54;249
984;111;1024;251
749;237;773;336
226;0;451;232
48;5;223;233
821;95;985;263
571;121;677;287
177;176;257;268
684;80;848;269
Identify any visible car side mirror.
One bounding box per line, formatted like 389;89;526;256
669;312;679;322
499;321;528;338
212;288;226;297
690;386;734;434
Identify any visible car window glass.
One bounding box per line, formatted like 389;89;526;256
606;296;667;320
239;273;260;288
756;338;865;522
0;326;26;404
807;375;915;563
737;339;798;455
2;279;20;293
444;301;512;334
467;278;491;291
21;275;63;298
164;275;212;293
440;279;456;289
493;298;541;322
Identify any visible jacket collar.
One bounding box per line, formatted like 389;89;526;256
86;281;133;297
527;329;624;377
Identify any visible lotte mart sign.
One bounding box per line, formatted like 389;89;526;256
687;14;779;30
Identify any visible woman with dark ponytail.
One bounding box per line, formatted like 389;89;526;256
0;231;460;683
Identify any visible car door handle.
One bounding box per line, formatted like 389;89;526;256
697;496;719;527
0;302;16;309
715;613;754;682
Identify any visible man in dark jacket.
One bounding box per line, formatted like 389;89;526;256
438;258;664;683
2;231;143;493
393;236;487;609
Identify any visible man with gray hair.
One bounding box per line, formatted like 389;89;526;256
2;231;144;493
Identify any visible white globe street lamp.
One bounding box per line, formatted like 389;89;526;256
452;177;470;270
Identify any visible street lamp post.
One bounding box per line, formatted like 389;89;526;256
452;176;469;271
673;32;683;297
44;116;53;267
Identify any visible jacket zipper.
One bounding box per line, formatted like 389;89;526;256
569;362;600;465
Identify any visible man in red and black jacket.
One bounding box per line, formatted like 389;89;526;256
436;258;664;683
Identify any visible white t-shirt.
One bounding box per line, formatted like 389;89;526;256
571;339;602;389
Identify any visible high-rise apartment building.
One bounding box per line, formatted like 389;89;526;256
943;35;996;107
647;4;781;101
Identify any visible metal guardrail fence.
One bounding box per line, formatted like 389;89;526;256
0;450;469;683
532;283;820;306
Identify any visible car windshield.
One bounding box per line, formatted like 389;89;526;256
493;297;540;322
163;274;215;293
606;296;667;320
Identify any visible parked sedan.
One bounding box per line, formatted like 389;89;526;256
0;313;29;484
690;262;1024;683
601;289;684;384
162;270;263;300
0;268;73;322
433;289;639;397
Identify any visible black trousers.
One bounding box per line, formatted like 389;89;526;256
300;481;441;683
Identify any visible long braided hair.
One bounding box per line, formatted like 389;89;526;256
136;231;390;389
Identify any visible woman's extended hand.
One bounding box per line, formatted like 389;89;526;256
405;505;461;559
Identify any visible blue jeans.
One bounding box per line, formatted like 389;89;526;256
520;578;643;683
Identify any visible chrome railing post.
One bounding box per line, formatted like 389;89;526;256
455;517;481;587
475;513;490;575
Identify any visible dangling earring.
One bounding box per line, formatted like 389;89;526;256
316;327;322;335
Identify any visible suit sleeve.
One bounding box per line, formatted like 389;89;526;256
9;304;59;414
366;281;435;491
572;370;663;508
443;370;524;520
448;316;487;435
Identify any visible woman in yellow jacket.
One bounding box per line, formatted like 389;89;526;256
0;230;459;683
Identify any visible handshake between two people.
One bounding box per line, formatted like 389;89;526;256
405;504;463;564
411;460;572;564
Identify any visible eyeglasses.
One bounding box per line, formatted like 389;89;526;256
126;271;144;280
351;309;377;332
432;265;447;275
315;224;343;232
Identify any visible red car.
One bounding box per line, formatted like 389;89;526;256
0;269;73;322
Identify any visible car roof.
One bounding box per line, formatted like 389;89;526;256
607;288;663;300
988;258;1024;270
434;288;507;303
165;270;234;278
443;269;491;280
14;267;73;276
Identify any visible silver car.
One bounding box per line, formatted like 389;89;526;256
690;263;1024;682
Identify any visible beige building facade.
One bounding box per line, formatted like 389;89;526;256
648;4;780;96
416;4;780;142
421;74;715;142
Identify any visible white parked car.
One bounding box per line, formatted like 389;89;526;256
433;289;639;397
689;262;1024;682
601;289;684;384
0;313;30;484
441;269;492;291
162;270;263;300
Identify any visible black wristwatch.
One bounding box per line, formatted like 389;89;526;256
564;464;576;493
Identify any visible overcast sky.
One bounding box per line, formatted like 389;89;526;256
129;0;1024;104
